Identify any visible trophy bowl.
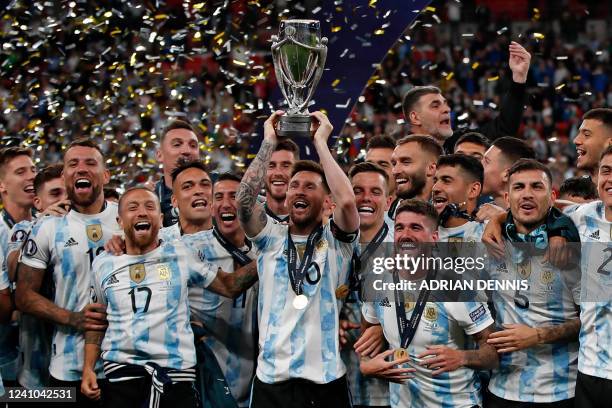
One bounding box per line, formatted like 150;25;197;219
272;19;328;138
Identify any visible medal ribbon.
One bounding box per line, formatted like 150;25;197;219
392;266;437;350
212;225;252;266
350;222;389;298
287;223;324;296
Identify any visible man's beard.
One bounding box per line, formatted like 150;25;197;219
125;227;158;250
67;184;102;208
396;175;426;200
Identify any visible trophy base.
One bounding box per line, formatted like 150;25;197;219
277;115;311;138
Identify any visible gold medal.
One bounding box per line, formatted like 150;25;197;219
335;284;349;300
393;348;408;361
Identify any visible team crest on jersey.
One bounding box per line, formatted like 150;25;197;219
130;264;146;283
86;224;103;242
316;238;328;252
424;305;438;321
540;269;554;284
517;261;531;279
448;237;464;243
157;264;171;281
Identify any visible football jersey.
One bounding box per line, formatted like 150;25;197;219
162;225;257;407
20;202;121;381
569;200;612;380
9;218;52;389
0;213;18;381
251;217;358;384
437;220;486;243
341;219;393;406
362;300;494;408
487;244;580;402
0;241;7;395
91;241;218;370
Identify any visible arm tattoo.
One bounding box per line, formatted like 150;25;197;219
537;319;580;343
464;325;499;370
232;262;258;294
237;139;275;232
16;264;71;326
85;330;105;345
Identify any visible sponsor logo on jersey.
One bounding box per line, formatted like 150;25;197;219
64;237;78;248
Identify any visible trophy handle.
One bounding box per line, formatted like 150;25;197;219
293;40;327;114
271;38;294;113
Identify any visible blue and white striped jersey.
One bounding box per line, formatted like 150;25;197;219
8;218;52;389
161;225;257;407
569;200;612;380
20;202;121;381
0;236;8;395
251;218;358;384
8;219;32;254
341;219;393;406
487;246;580;402
0;215;18;382
92;240;218;370
437;220;486;243
363;300;493;408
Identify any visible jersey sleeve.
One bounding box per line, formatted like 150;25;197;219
90;255;108;305
183;244;219;288
8;220;31;254
452;301;494;336
249;215;285;253
19;218;53;270
361;302;380;325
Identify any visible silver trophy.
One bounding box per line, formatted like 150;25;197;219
271;19;328;138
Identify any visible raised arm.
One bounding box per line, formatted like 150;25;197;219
236;111;283;237
310;111;359;232
206;261;258;298
15;263;107;331
477;41;530;141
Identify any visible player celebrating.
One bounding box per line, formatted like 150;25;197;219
7;164;69;389
432;154;485;242
360;200;497;407
263;139;299;222
365;135;398;218
80;187;258;407
402;41;531;152
16;139;121;407
341;161;394;407
168;166;257;408
391;135;443;205
568;145;612;407
237;110;359;406
155;120;201;227
0;146;37;387
574;108;612;184
485;159;581;407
